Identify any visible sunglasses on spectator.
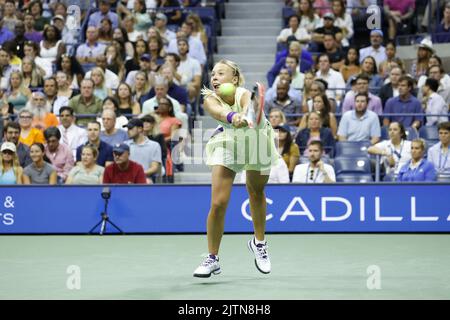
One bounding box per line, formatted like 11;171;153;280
2;150;14;155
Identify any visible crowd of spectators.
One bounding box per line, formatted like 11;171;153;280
0;0;212;185
0;0;449;185
263;0;450;182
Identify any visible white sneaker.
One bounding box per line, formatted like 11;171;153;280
193;255;221;278
248;238;271;274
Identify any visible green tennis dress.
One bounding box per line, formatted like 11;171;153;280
204;87;280;173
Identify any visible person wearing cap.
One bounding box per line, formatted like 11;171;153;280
76;26;107;65
311;12;343;51
125;53;153;89
153;12;176;47
166;21;206;67
0;141;23;184
103;142;147;184
292;140;335;183
52;15;76;54
124;118;162;183
275;123;300;178
383;0;415;41
88;0;119;30
76;121;114;167
410;38;434;80
359;30;387;69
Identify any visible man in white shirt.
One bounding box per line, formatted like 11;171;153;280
316;53;346;103
166;21;206;67
58;106;87;160
421;78;449;126
176;38;202;102
85;55;119;90
359;29;387;69
292;141;336;183
153;12;176;48
427;122;450;173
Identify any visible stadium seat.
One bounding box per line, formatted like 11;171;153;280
334;157;371;175
382;173;398;182
334;141;370;158
380;126;389;140
437;173;450;182
419;126;439;140
336;174;373;183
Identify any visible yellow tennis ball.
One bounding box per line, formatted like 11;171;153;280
218;83;235;96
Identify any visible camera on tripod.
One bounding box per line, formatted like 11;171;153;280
101;187;111;200
89;187;124;235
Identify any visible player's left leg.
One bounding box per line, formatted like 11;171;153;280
245;170;271;274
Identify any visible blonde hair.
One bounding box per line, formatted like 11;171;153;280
201;59;245;97
412;138;427;151
9;70;29;96
269;109;287;124
81;144;99;161
90;67;106;88
0;150;21;177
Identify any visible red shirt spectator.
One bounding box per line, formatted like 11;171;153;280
103;143;147;184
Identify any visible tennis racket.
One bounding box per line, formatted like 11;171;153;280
245;82;265;129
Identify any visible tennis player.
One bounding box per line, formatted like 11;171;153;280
193;60;280;278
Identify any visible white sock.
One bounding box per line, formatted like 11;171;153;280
254;237;266;245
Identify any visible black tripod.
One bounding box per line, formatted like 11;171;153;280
89;187;124;235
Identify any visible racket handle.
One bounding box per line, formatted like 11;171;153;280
245;103;256;129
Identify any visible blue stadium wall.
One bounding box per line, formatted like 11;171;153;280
0;184;449;234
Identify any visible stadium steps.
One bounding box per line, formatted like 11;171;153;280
174;172;212;184
215;0;282;88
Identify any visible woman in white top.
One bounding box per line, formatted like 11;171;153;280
298;0;321;35
277;15;310;44
39;25;66;66
331;0;353;47
368;122;412;176
185;14;209;54
90;67;112;101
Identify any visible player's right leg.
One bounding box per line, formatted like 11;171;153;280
193;165;236;278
